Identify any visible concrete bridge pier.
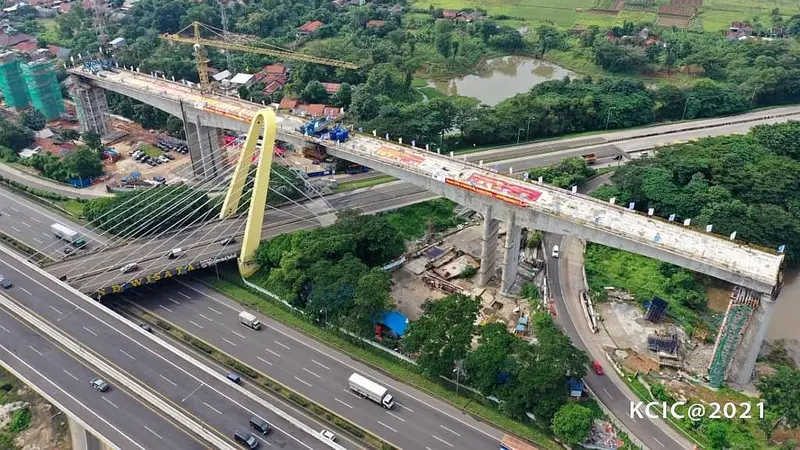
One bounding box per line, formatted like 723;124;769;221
184;119;225;179
70;82;111;137
478;205;500;287
69;417;111;450
729;292;778;386
500;211;522;294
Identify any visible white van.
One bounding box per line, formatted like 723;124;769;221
167;248;184;259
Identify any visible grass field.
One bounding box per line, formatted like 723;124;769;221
414;0;792;30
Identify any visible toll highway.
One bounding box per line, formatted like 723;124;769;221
0;301;203;449
0;247;347;450
113;277;504;450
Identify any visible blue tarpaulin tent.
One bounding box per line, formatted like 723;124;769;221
379;311;408;337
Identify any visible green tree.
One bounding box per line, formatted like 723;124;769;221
759;366;800;427
705;421;730;450
0;119;34;150
552;403;593;445
350;88;379;121
534;24;565;57
464;323;517;394
346;269;393;336
82;131;102;151
330;83;352;108
20;109;46;131
434;20;454;58
527;157;595;189
64;147;103;179
594;41;647;73
301;80;329;104
403;294;479;377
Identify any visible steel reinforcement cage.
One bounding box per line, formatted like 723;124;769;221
21;60;64;120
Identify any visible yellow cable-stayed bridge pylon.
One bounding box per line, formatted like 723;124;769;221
218;108;276;277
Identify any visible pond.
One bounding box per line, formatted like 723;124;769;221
429;55;576;106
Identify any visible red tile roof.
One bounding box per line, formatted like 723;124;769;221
59;3;72;12
442;9;458;18
321;82;341;94
301;103;326;117
264;63;286;74
278;97;298;110
12;41;37;53
366;20;385;28
298;21;324;34
263;81;283;94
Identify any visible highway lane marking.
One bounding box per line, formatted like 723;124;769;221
48;305;63;315
28;345;43;356
82;326;98;337
257;356;273;366
57;307;79;322
0;342;144;449
159;374;178;386
273;340;290;350
302;368;321;379
265;348;281;358
255;435;273;446
231;330;246;340
0;258;318;450
377;421;398;433
432;435;453;447
33;238;42;244
120;349;136;360
19;288;31;296
198;313;213;322
603;388;613;399
396;402;414;413
311;359;330;370
334;398;353;409
387;411;405;422
144;425;163;440
158;304;173;313
128;289;143;298
30;217;39;223
208;306;223;315
181;382;203;402
167;297;181;305
20;222;30;228
10;226;19;233
653;437;666;447
177;291;191;299
440;425;460;436
204;402;223;414
102;397;119;409
62;369;79;381
294;376;312;387
221;337;237;347
9;207;18;213
0;325;9;334
188;320;204;329
41;232;49;238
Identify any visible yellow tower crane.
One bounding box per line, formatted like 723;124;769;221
160;22;359;90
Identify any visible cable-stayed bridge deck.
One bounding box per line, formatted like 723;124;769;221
68;66;785;295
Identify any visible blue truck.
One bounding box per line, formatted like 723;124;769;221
329;126;349;142
297;118;332;136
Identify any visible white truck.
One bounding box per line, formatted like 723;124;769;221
238;311;261;330
51;223;86;248
348;373;394;409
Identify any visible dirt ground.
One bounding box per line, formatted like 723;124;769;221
12;386;70;450
391;267;443;320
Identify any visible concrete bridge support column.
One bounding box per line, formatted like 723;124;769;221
478;205;499;287
500;211;522;294
71;84;110;137
69;417;111;450
185;120;225;179
730;292;777;386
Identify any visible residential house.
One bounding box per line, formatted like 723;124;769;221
229;73;255;88
321;82;341;95
726;21;753;40
366;20;385;28
254;63;289;95
442;9;458;19
49;45;70;59
11;40;37;54
0;30;34;48
278;97;342;118
297;20;323;36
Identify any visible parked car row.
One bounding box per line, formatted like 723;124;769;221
130;149;174;167
156;140;188;154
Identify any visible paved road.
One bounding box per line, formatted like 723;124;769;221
0;248;344;450
0;185;107;259
113;277;504;450
469;104;800;166
47;182;437;294
0;164;112;199
0;301;204;450
541;175;693;450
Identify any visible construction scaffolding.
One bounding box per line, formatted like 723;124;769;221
0;53;30;109
645;296;668;323
21;60;64;120
72;85;110;136
707;286;760;387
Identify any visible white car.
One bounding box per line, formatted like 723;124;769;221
120;263;139;273
319;429;336;442
551;245;560;258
